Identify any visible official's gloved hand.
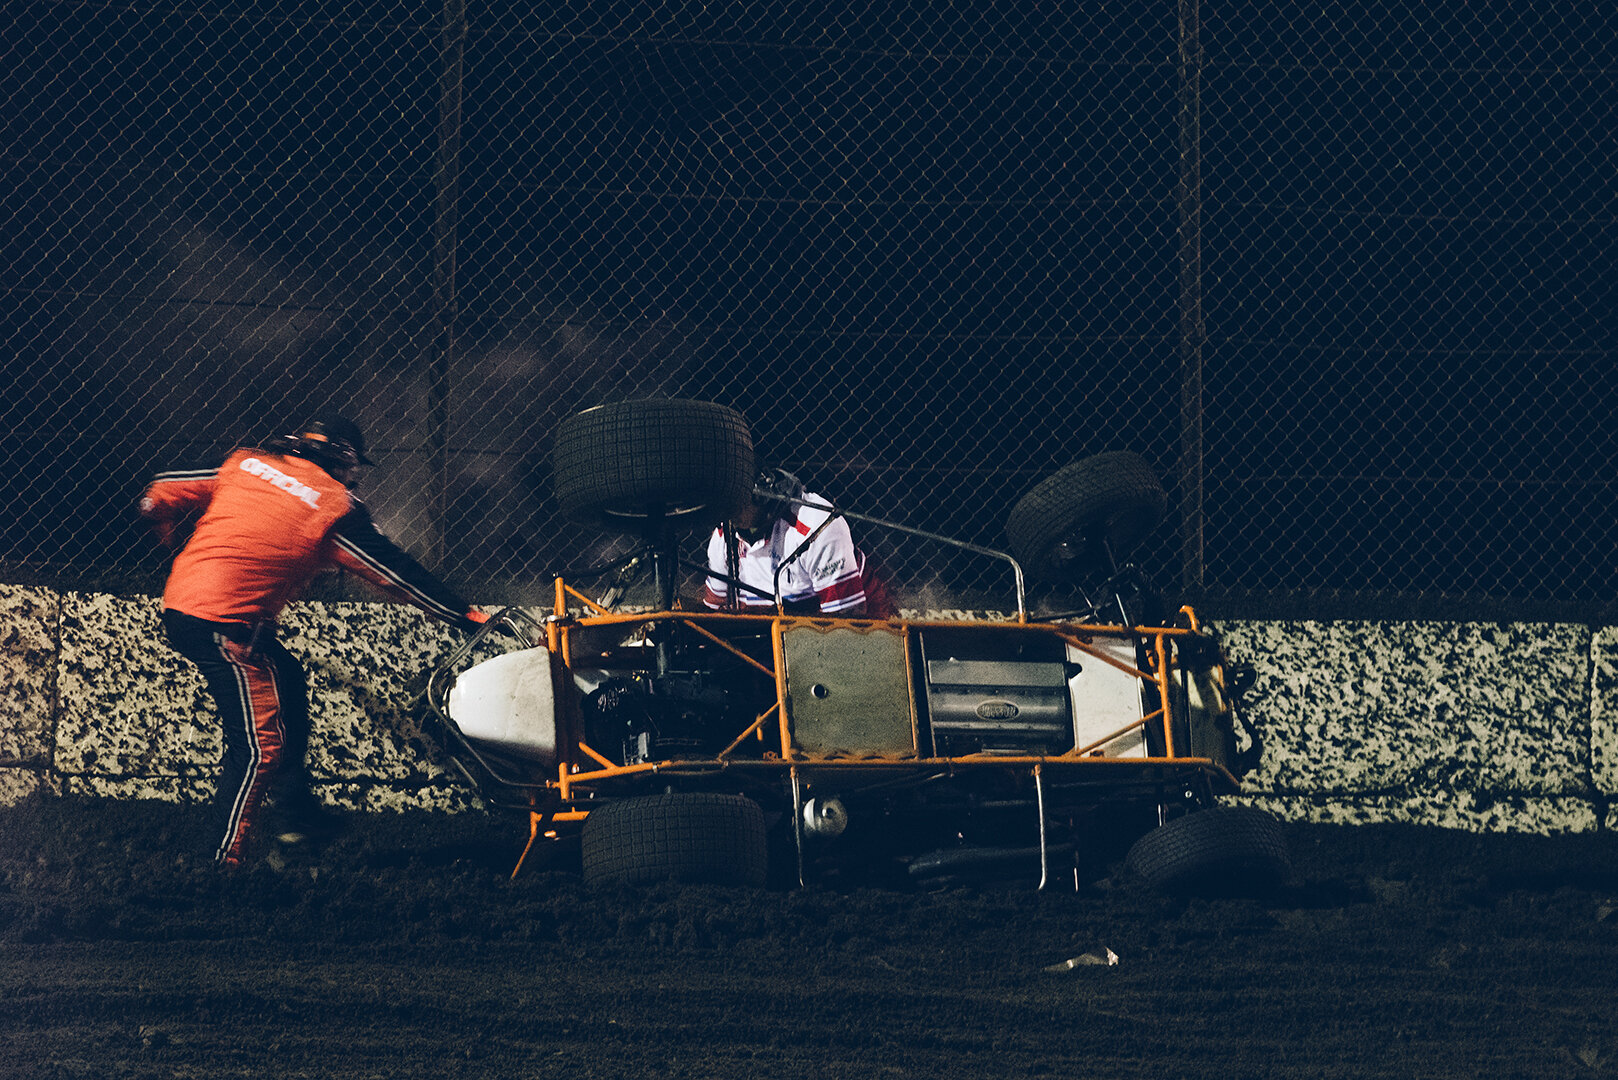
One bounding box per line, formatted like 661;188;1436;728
139;497;178;548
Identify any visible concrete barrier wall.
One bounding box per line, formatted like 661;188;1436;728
1221;620;1616;834
3;584;1616;833
0;585;478;813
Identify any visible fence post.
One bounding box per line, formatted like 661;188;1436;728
427;0;467;567
1177;0;1206;594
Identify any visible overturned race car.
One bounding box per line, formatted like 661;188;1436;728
425;399;1287;894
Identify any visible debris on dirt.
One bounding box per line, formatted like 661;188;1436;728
1044;947;1120;971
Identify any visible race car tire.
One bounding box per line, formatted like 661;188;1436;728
1124;805;1290;895
1005;451;1167;583
581;792;769;888
552;398;755;533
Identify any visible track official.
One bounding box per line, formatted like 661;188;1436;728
140;414;487;868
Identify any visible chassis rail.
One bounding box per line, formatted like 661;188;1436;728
425;585;1250;886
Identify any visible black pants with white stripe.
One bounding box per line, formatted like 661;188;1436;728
162;610;312;864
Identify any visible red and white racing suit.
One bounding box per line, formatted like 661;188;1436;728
141;447;485;866
702;491;892;616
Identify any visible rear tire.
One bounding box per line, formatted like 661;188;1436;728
1125;805;1290;895
552;399;755;534
1005;451;1166;583
581;792;768;888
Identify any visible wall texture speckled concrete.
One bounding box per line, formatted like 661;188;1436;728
1218;620;1611;834
0;586;58;804
5;586;480;813
3;584;1616;833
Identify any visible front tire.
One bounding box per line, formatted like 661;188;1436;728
581;792;768;888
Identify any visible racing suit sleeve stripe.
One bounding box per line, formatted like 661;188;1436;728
140;471;221;548
815;570;867;613
329;505;476;627
814;543;869;614
151;467;221;481
141;469;220;516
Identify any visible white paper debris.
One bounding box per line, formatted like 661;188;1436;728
1045;948;1120;972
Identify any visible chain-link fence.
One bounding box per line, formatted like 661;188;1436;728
3;1;1614;617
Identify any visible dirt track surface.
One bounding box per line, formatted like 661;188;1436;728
3;797;1617;1079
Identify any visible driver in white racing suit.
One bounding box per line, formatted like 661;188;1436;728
702;468;893;617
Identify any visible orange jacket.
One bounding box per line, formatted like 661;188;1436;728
141;447;481;630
